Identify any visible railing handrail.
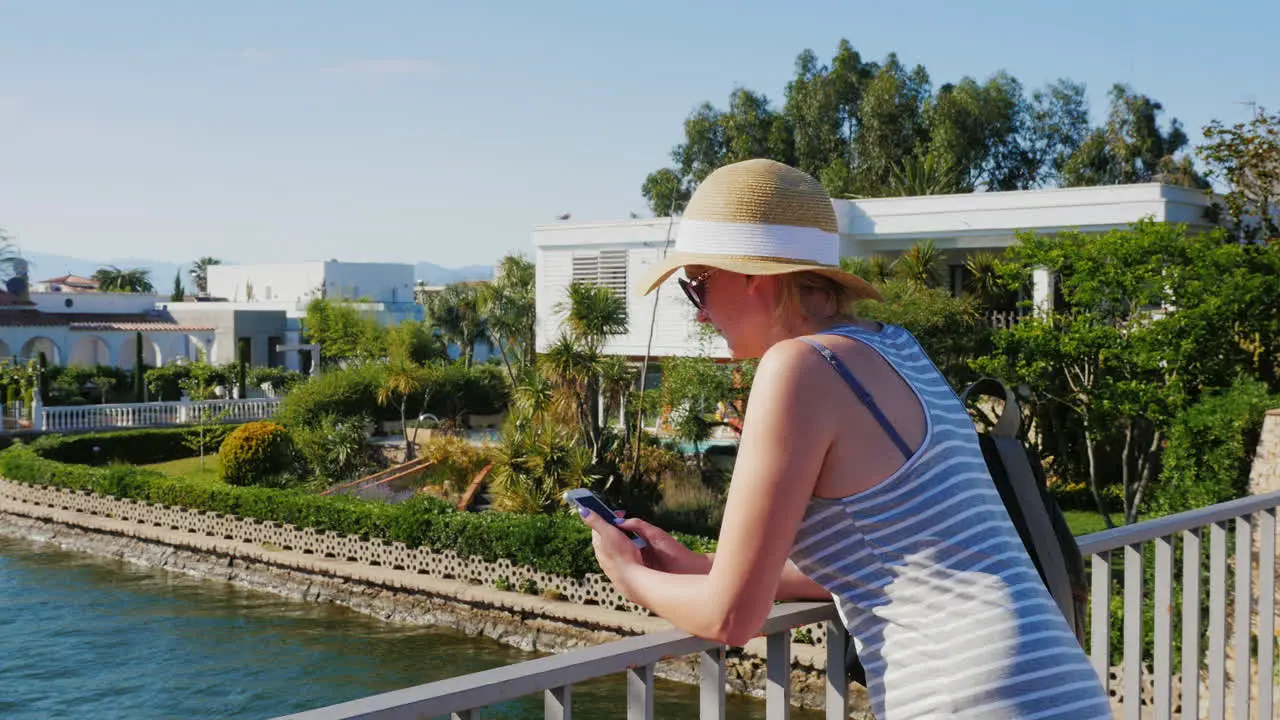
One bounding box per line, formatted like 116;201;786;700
1076;489;1280;554
273;602;840;720
43;401;183;412
42;397;280;413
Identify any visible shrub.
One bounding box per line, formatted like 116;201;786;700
247;367;305;395
416;434;496;500
28;428;198;465
276;364;389;428
45;365;134;405
425;362;510;420
489;418;593;513
0;445;713;578
1149;379;1278;515
854;278;991;390
289;413;372;486
220;421;294;487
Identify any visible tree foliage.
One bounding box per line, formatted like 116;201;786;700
1198;107;1280;242
92;266;154;293
975;220;1280;525
188;257;221;294
642;41;1198;214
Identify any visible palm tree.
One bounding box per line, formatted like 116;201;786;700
840;254;895;284
425;283;488;368
480;254;536;384
189;257;221;294
888;154;971;197
0;229;21;282
376;357;432;460
538;283;630;464
963;250;1008;311
558;282;628;343
893;239;945;289
92;266;155;293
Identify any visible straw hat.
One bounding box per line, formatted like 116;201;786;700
636;158;880;301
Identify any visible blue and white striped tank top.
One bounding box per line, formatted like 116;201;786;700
788;323;1111;719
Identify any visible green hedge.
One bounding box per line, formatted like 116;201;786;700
28;428;200;466
0;445;714;578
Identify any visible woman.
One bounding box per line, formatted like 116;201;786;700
577;159;1110;719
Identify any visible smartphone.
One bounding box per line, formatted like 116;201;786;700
563;488;648;549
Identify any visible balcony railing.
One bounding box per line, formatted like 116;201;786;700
275;491;1280;720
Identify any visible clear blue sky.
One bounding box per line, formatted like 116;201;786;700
0;0;1275;269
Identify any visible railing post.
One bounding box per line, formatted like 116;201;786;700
1181;528;1202;718
824;620;848;720
1208;521;1228;718
1153;535;1173;720
1232;515;1252;720
626;664;654;720
1122;542;1143;720
766;630;791;720
1090;551;1111;690
544;685;571;720
699;646;725;720
1257;509;1276;720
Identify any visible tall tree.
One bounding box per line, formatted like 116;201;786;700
851;55;931;196
1026;79;1091;187
1198;107;1280;242
189;257;221;294
1061;84;1203;188
93;266;154;293
170;271;185;302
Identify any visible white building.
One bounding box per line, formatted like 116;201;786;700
206;260;418;309
0;290;215;369
533;183;1216;360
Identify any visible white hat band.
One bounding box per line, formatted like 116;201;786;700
675;219;840;265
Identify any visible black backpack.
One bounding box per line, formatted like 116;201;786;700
845;378;1087;686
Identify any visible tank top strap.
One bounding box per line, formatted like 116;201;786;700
796;336;914;459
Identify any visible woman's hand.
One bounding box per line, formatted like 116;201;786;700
577;508;646;602
619;516;711;575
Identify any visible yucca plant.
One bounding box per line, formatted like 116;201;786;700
894;239;946;289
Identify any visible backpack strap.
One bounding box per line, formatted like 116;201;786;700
798;337;914;459
962;378;1082;640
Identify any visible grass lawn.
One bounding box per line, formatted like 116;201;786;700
144;455;224;485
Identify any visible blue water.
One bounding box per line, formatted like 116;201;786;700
0;535;814;719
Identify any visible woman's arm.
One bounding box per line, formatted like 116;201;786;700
584;340;834;645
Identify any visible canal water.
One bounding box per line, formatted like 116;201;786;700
0;535;823;719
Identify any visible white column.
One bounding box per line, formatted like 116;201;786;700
31;386;44;432
1032;267;1056;318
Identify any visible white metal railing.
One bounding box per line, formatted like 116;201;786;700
272;492;1280;720
37;398;282;433
275;602;846;720
1080;490;1280;720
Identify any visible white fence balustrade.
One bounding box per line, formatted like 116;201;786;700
36;398;282;433
275;491;1280;720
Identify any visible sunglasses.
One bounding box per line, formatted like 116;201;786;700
677;268;718;311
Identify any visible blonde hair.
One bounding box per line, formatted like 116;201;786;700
775;271;860;324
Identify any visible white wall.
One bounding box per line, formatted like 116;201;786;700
207;262;327;304
534;220;728;359
324;262;415;304
31;292;158;315
0;327;213;368
837;182;1215;254
207;261;417;306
